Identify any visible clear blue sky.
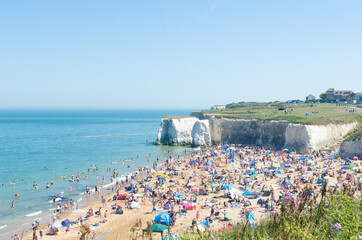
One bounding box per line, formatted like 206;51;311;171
0;1;361;109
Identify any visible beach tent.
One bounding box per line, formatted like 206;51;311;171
174;193;187;199
117;194;128;200
275;169;282;174
316;178;324;184
247;212;257;221
229;188;243;198
282;178;291;185
243;189;260;196
202;218;210;228
154;213;173;226
61;219;71;227
131;201;141;209
163;233;179;240
142;224;170;240
221;185;235;190
257;199;265;205
51;222;62;228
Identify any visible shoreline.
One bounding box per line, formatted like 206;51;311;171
14;144;362;240
2;148;186;240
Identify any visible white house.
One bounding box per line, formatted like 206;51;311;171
211;105;226;110
306;94;316;101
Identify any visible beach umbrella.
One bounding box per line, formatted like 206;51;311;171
341;167;349;170
131;181;138;185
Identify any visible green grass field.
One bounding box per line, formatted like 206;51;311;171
193;103;361;125
190;103;362;141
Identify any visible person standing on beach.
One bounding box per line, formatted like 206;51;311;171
101;196;106;207
11;201;15;209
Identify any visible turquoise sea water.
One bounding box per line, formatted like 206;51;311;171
0;110;192;237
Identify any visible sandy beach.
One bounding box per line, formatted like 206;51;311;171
19;144;361;240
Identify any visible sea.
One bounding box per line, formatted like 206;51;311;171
0;109;193;238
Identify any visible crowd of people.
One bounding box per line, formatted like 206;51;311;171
23;144;361;239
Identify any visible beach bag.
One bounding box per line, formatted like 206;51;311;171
116;208;123;215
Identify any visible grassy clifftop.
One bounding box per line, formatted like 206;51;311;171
193;103;361;125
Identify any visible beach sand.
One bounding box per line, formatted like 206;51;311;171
20;145;360;240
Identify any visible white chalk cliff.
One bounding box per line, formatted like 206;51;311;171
339;138;362;159
157;117;198;145
157;116;357;154
192;120;211;146
283;123;357;153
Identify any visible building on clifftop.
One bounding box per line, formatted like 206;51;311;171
326;88;355;99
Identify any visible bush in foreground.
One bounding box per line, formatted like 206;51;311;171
181;183;361;240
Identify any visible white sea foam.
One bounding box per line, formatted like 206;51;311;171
25;211;42;217
0;225;7;229
77;198;82;202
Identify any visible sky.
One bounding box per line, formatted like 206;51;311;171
0;0;361;110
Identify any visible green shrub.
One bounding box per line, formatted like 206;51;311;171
180;183;361;240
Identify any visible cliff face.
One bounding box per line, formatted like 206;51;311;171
339;138;362;159
209;118;289;149
192;120;211;146
156;118;198;145
284;123;357;153
156;117;357;153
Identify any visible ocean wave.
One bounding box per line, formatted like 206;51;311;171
77;198;82;202
25;210;42;217
0;225;7;230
